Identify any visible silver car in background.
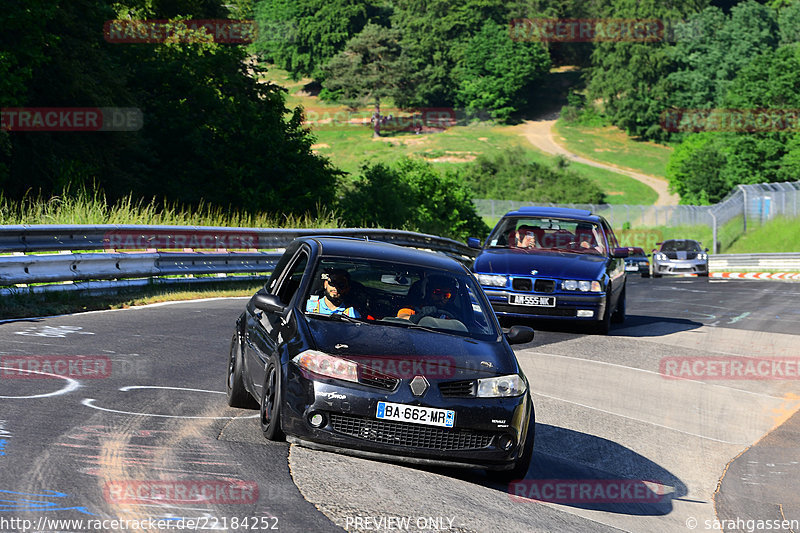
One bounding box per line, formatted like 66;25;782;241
651;239;709;277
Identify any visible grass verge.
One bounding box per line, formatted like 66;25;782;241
553;119;673;179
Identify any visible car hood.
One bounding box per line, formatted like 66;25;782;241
473;249;607;280
306;319;517;379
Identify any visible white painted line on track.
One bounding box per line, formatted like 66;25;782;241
0;365;81;398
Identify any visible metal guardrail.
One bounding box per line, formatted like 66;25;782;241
0;225;477;293
709;253;800;273
0;225;474;256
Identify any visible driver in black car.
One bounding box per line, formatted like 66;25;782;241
397;275;459;322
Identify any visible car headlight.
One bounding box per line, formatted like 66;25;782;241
476;374;527;397
293;350;357;383
698;253;708;260
561;280;602;292
655;253;667;261
476;273;508;287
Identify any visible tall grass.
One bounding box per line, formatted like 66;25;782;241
0;189;344;228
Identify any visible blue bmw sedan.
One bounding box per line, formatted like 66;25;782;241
468;207;629;334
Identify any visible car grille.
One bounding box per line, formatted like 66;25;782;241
359;367;399;390
534;279;556;293
512;278;532;291
330;414;496;450
439;379;476;397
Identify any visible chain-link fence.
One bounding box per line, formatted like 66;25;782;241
473;181;800;253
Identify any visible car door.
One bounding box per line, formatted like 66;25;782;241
244;245;310;398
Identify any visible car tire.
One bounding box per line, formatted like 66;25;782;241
487;416;535;482
227;332;258;409
653;271;662;278
259;355;285;441
611;286;626;324
593;289;612;335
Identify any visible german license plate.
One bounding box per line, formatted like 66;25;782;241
376;401;454;428
509;294;556;307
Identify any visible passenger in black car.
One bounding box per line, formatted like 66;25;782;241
397;275;459;321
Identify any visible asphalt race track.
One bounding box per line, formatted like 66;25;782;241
1;276;799;533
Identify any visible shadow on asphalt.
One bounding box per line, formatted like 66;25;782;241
501;314;703;338
426;424;687;516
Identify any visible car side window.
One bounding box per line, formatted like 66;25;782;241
604;223;620;251
276;251;309;305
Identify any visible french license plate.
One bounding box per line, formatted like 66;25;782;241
625;265;639;271
376;401;454;428
509;294;556;307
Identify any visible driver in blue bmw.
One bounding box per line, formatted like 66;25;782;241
306;268;361;317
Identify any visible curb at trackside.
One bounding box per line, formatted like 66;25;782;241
710;272;800;281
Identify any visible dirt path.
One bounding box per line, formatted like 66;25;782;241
518;114;680;206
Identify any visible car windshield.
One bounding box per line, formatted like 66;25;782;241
661;240;702;252
486;217;607;255
304;257;499;340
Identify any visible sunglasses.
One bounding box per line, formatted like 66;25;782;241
431;288;452;299
326;277;349;287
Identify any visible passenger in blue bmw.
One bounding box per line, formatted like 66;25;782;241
306;268;361;317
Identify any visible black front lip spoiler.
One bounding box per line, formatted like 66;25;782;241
286;436;514;471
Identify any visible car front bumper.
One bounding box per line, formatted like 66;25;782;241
281;366;533;470
653;259;708;275
483;289;606;321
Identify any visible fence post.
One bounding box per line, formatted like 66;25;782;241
742;186;747;233
710;210;718;254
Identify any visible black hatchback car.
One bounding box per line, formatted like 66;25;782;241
227;237;535;477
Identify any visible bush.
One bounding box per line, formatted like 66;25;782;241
339;159;489;240
454;147;606;204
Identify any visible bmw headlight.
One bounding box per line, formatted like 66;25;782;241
561;280;602;292
476;274;508;287
476;374;527;397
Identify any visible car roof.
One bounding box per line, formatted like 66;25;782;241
299;236;466;273
503;206;602;223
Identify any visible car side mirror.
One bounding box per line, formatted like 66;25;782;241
467;237;482;249
611;247;629;258
252;292;284;313
704;248;709;253
505;325;534;345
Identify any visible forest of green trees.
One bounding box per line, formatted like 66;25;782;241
2;0;798;240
